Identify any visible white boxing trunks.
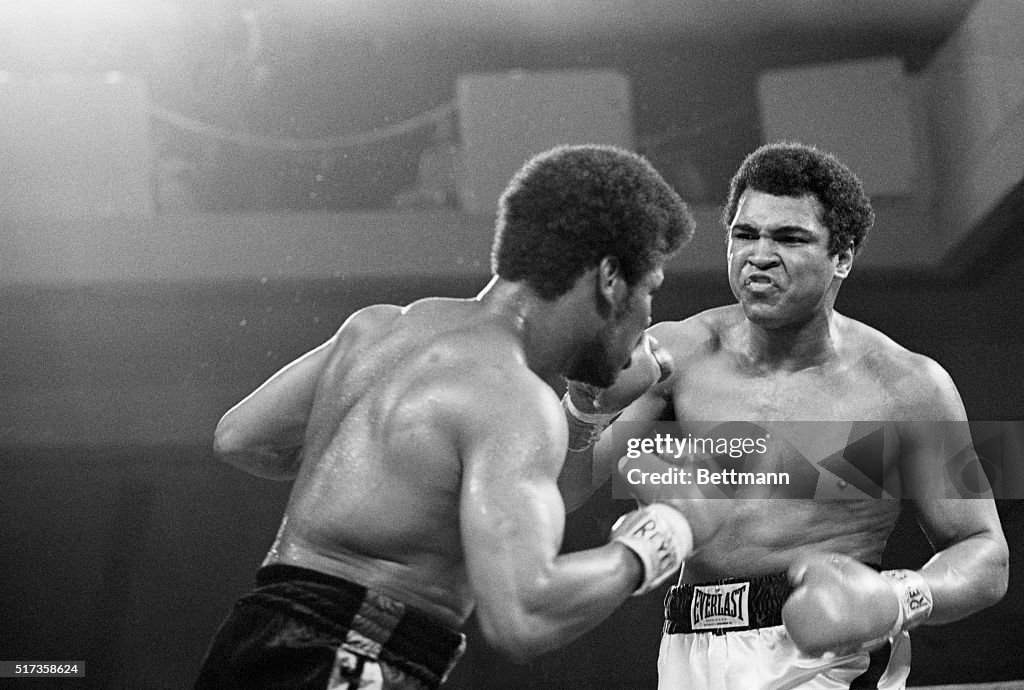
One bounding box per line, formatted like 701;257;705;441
658;572;911;690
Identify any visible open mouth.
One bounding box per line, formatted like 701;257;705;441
744;274;776;288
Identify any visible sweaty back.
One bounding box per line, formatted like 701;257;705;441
270;298;512;621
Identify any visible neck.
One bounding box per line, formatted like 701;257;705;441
743;309;840;371
475;276;591;386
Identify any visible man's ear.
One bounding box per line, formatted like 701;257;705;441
834;243;854;280
596;256;627;318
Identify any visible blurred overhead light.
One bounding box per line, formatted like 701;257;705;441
4;0;149;32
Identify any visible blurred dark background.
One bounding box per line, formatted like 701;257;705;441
1;0;1022;687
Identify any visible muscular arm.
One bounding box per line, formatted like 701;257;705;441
559;326;675;512
560;389;670;512
898;359;1009;625
213;335;336;479
461;377;645;662
213;305;399;480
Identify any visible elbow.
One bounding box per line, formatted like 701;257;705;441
974;573;1008;615
986;581;1008;610
985;549;1010;607
476;611;549;664
212;413;261;464
981;537;1011;607
967;543;1010;612
212;422;300;480
211;421;261;471
212;422;243;463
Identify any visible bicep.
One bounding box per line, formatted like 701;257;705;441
215;334;337;451
216;305;398;449
461;453;565;577
905;422;1003;549
898;360;1000;546
459;394;567;604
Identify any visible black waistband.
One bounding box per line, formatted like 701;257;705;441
664;571;793;635
665;563;882;636
247;563;465;685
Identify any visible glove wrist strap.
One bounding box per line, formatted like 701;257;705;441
610;507;686;597
562;393;622;451
881;569;933;637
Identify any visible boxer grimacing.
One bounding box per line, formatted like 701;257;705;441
560;143;1009;689
194;145;697;689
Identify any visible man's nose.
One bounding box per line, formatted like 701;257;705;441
748;238;780;268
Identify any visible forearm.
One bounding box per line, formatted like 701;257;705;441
217;444;302;481
475;502;691;662
478;543;641;661
557;390;632;512
917;531;1009;626
213;418;304;480
558;447;596;513
213;334;336;479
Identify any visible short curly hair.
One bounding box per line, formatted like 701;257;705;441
491;145;695;300
722;142;874;256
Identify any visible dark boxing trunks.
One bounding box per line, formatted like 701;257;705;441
195;564;466;689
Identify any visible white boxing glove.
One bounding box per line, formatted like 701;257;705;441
782;554;934;657
610;503;693;596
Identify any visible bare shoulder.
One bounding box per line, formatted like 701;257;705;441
461;340;564;430
650;305;743;358
335;303;403;335
839;314;965;418
331;299;455;349
445;335;567;471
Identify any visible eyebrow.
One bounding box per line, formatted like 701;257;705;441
730;222;815;235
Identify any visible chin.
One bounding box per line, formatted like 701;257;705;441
567;337;622;388
566;356;620;388
569;366;616;389
741;302;787;328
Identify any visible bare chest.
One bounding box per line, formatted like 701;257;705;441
667;359;901;501
660;351;904;578
676;498;901;581
677;358;894;423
